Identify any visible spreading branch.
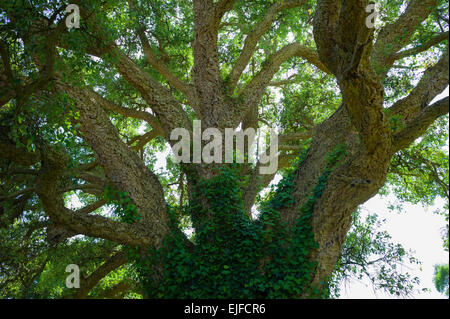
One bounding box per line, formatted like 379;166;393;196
59;83;169;236
388;47;449;123
240;43;329;112
393;97;449;152
372;0;438;78
73;251;128;299
392;31;449;61
228;0;307;88
127;0;197;108
35;146;160;248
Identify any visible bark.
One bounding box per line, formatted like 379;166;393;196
58;84;170;249
389;47;449;123
393;97;449;152
279;0;445;288
228;0;308;88
192;0;232;128
372;0;438;78
72;251;128;299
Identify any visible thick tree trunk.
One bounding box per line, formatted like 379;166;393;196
286;106;392;286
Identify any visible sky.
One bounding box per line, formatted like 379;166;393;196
340;195;448;299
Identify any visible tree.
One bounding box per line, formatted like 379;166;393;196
0;0;448;298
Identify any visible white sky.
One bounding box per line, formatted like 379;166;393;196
340;195;448;299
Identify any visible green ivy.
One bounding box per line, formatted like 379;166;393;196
125;145;347;299
104;185;141;224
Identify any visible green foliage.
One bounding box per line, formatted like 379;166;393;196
330;211;423;298
387;115;449;250
0;218;49;298
104;185;141;224
278;72;341;133
433;263;449;297
33;238;118;298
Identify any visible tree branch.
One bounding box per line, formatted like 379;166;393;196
113;50;192;137
312;0;341;74
35;146;165;248
372;0;438;78
228;0;307;88
242;153;296;216
393;97;449;152
57;1;191;138
213;0;236;27
88;89;164;135
73;251;128;299
0;141;41;166
392;31;449;61
388;46;449;123
127;0;197;108
240;43;329;109
75;199;107;215
58;83;169;242
191;0;227;126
